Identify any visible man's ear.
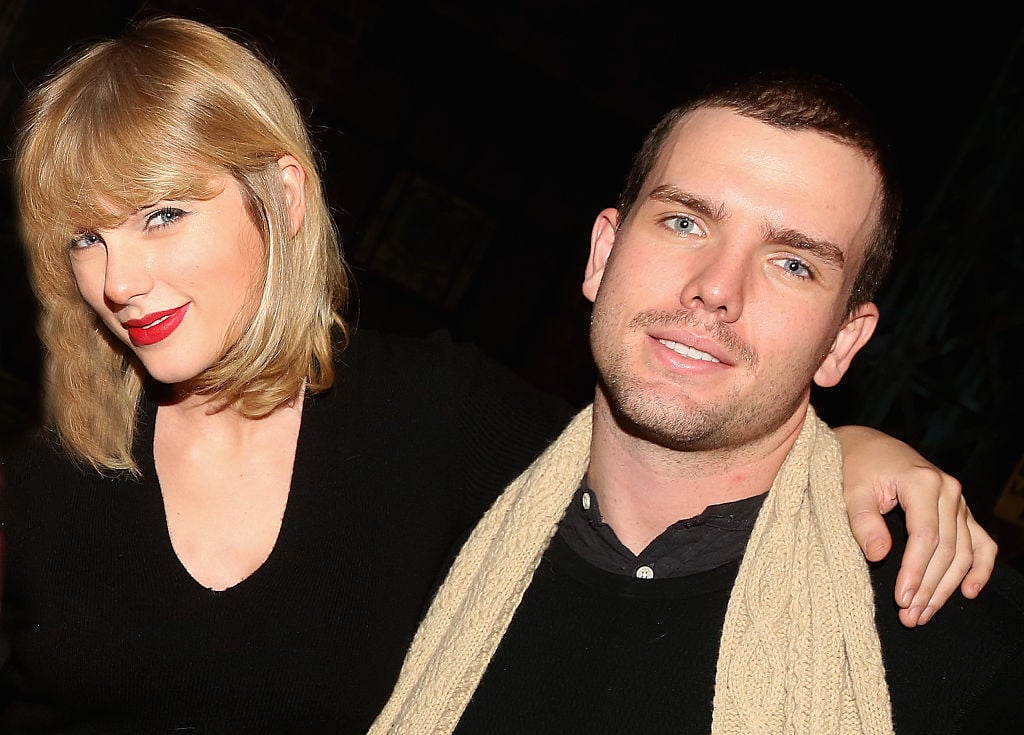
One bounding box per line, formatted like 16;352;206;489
813;301;880;388
582;208;619;303
278;155;307;238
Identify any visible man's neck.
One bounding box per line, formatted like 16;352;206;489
586;392;809;555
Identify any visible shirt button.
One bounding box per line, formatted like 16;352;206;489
635;565;654;580
581;492;592;511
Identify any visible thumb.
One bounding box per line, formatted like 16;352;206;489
846;497;894;563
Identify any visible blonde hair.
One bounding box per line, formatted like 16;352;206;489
15;16;349;473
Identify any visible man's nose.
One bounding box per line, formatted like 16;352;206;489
677;243;748;323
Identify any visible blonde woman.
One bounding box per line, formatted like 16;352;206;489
0;16;995;734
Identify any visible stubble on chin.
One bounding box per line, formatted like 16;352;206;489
590;310;723;450
596;367;729;451
591;306;815;452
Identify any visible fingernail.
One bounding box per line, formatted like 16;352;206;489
905;606;923;626
970;583;982;598
918;606;935;625
901;589;916;607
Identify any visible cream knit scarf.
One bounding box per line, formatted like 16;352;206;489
370;405;893;734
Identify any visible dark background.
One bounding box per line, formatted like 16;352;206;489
2;2;1022;560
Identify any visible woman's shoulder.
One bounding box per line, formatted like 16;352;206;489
0;426;93;491
1;425;76;470
0;427;99;530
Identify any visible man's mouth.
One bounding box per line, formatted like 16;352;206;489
657;338;721;363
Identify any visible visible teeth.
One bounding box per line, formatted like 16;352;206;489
658;339;720;363
143;315;171;329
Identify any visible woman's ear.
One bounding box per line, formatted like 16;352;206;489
277;155;307;237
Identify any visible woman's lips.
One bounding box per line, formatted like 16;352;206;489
123;304;189;346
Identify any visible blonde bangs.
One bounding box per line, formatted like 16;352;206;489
18;53;240;266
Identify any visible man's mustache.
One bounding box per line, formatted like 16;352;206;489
627;309;758;368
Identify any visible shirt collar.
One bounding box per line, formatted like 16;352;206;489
557;476;767;579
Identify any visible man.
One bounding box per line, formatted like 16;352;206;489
371;72;1024;734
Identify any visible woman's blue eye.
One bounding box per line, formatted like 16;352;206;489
146;207;186;228
70;232;102;250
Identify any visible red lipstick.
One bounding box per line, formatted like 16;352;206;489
123;304;189;346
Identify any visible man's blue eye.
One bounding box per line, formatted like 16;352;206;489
775;257;812;278
668;216;701;235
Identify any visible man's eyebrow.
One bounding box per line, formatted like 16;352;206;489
647;184;846;268
648;185;726;222
765;224;846;268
